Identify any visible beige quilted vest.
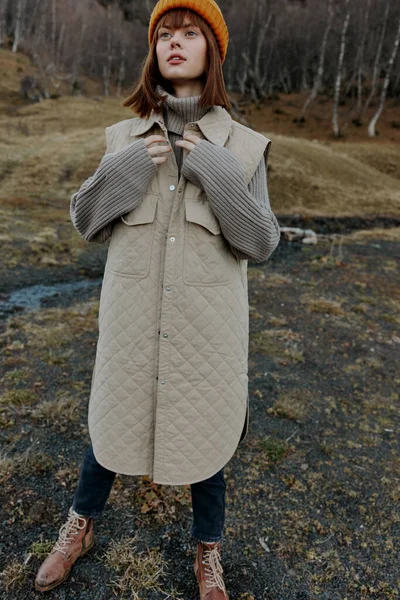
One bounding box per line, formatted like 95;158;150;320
88;105;271;485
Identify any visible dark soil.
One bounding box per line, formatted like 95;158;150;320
0;234;399;600
277;215;400;235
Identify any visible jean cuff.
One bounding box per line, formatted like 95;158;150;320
70;504;103;519
191;529;222;543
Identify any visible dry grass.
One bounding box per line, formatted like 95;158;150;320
330;141;400;181
0;448;54;482
31;396;80;427
264;273;293;286
0;559;29;593
0;388;38;408
102;535;182;600
300;295;345;315
1;47;399;227
345;227;400;242
0;450;18;480
267;133;400;217
268;390;312;422
249;328;304;363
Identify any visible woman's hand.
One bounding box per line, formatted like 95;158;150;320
176;133;202;153
144;135;172;165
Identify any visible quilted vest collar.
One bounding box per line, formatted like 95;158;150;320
129;105;232;147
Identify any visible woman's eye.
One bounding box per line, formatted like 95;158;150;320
160;31;197;38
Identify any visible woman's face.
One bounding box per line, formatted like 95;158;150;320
156;16;207;85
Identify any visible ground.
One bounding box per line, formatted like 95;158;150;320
0;49;399;599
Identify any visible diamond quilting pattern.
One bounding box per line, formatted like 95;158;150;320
87;125;251;484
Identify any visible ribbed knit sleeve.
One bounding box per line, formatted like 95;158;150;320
181;140;281;263
70;138;157;243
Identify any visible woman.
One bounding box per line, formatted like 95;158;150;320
35;1;280;597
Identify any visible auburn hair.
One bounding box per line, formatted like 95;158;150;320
121;8;231;118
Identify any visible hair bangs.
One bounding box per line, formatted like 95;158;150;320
156;8;207;36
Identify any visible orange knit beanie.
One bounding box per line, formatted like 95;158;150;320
148;0;229;63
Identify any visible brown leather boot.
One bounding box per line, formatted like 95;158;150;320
194;541;229;599
34;507;94;592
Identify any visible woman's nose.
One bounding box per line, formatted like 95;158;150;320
170;34;182;47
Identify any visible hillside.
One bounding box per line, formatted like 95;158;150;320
1;49;400;600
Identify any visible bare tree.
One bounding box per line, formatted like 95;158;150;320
332;0;351;137
299;0;334;120
51;0;57;58
356;0;372;116
116;12;126;97
12;0;26;53
368;17;400;136
3;0;399;133
103;2;114;96
361;0;392;120
0;0;7;47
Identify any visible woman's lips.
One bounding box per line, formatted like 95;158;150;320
168;58;186;64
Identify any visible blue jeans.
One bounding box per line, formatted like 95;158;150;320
71;443;226;543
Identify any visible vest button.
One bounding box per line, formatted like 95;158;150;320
163;333;168;338
169;236;175;242
161;380;166;385
169;185;175;191
166;287;171;291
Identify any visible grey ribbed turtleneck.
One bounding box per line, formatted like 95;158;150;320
155;83;211;175
70;87;280;262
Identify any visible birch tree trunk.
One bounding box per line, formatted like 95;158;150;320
237;51;250;95
32;3;47;58
361;0;392;119
116;40;126;97
51;0;57;59
301;29;311;92
103;3;113;96
368;17;400;137
355;0;372;117
12;0;26;53
56;22;65;67
300;0;333;120
252;6;272;99
332;0;351;138
0;0;6;47
72;19;87;94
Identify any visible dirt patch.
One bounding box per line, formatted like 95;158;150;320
0;235;399;599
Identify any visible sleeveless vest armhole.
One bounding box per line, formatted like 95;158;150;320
105;125;116;154
264;139;272;169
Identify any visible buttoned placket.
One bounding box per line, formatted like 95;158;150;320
154;118;191;389
152;118;206;477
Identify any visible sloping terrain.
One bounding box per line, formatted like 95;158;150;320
1;49;399;600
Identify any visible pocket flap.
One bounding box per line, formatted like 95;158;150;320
185;199;221;235
121;194;158;226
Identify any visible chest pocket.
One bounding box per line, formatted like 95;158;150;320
183;196;238;286
105;193;158;279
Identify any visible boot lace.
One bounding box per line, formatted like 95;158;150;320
54;508;88;555
202;543;227;595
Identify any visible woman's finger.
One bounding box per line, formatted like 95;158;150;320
144;135;169;147
176;140;195;151
146;144;171;157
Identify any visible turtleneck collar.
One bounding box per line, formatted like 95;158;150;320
155;83;212;135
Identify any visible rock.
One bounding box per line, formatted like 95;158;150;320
280;227;318;244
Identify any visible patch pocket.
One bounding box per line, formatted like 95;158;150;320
105;193;158;279
183;199;237;286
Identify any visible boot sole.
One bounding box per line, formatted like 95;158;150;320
34;538;95;593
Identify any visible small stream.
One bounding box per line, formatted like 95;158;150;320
0;278;103;318
1;215;399;320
